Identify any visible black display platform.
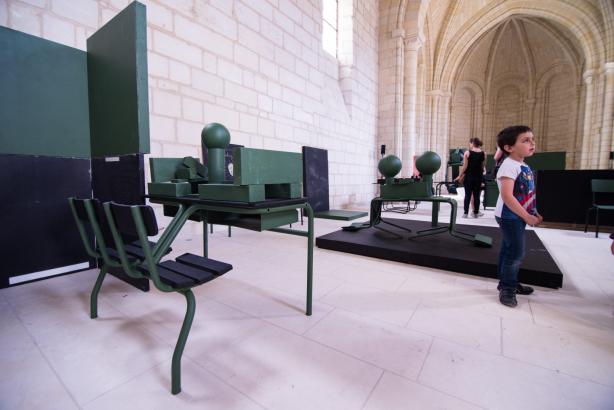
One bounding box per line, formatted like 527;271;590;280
316;219;563;288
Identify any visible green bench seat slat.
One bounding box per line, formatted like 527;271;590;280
158;261;219;285
175;253;233;275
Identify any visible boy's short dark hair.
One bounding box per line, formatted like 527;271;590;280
497;125;532;153
471;137;483;147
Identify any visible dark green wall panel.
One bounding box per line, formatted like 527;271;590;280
525;152;566;171
0;27;91;158
87;1;150;157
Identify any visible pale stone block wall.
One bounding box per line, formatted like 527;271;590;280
3;0;380;220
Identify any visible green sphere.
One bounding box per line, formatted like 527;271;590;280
378;155;402;178
201;123;231;149
415;151;441;175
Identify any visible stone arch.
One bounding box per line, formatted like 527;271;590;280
449;80;484;150
436;0;604;93
534;63;580;161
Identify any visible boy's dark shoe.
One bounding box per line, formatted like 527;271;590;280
516;284;534;295
499;289;517;307
497;283;534;295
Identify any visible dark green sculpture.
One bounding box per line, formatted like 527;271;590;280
415;151;441;176
201;122;231;184
378;151;439;199
348;150;492;247
378;155;402;184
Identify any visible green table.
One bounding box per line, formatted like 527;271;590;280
148;195;315;315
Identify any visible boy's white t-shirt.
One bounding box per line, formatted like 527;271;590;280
494;157;537;219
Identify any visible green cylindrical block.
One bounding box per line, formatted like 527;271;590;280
201;123;231;183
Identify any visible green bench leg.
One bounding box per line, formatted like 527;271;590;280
172;289;195;395
90;264;108;319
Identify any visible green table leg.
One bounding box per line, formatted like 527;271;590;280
431;201;440;227
203;221;208;258
305;203;314;316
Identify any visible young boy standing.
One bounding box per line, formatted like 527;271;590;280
494;125;543;307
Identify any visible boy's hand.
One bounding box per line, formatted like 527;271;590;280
524;215;540;226
535;214;543;224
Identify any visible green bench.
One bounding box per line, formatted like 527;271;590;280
68;198;232;394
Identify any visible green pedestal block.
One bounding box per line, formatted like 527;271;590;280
474;234;493;247
483;181;499;208
227;210;298;231
87;1;149;157
380;181;430;199
175;167;197;180
148;182;191;197
265;183;302;199
0;27;90;157
150;158;185;182
314;210;369;221
233;147;302;185
199;183;265;202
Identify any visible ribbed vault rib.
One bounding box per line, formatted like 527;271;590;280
511;18;536;98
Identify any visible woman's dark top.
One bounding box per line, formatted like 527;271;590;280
466;151;485;178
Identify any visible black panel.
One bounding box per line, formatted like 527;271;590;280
0;154;92;288
316;219;563;289
302;146;329;212
536;170;614;225
91;154;145;205
202;143;243;182
91;154;149;291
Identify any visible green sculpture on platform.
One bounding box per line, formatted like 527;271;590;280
347;150;492;247
378;155;402;184
148;122;303;203
378;151;440;199
201;122;230;184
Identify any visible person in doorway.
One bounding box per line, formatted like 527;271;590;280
455;137;486;218
494;125;543;307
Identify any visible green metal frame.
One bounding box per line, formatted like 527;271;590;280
149;196;315;316
68;198;133;318
70;196;314;394
101;202;195;394
369;196;492;246
584;179;614;238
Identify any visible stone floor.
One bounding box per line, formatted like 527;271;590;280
2;202;614;409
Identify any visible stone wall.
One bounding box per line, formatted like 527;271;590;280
2;0;380;214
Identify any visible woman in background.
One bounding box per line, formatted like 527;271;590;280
455;137;486;218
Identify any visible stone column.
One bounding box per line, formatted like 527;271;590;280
599;62;614;168
571;83;585;169
439;91;452;181
403;38;419;176
580;70;595;169
427;91;440;151
392;28;405;162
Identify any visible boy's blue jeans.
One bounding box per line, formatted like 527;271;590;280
495;216;526;291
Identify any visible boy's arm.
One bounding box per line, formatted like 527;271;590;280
499;177;539;225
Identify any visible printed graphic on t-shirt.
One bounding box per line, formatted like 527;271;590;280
501;165;536;219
